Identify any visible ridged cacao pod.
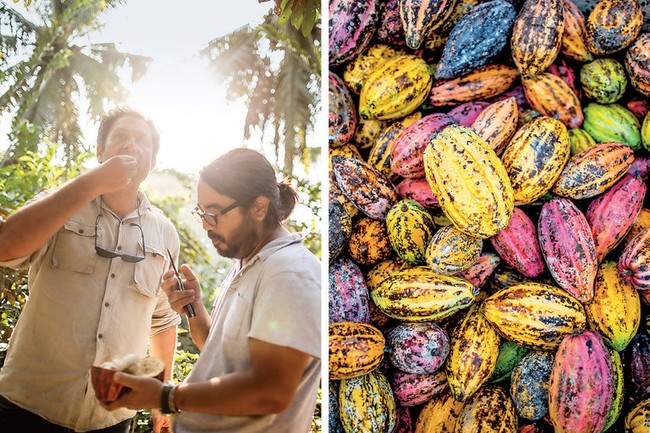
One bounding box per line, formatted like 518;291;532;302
482;282;587;350
561;0;594;62
339;369;397;433
446;305;500;402
625;32;650;98
359;54;433;120
390;113;457;179
446;101;490;127
585;0;643;55
329;72;357;147
368;112;422;180
354;118;385;150
329;256;370;324
471;97;519;156
586;261;641;351
603;347;625;432
490;207;545;278
586;174;646;262
426;225;483;275
348;217;393;266
619;228;650;291
626;398;650;432
500;116;570;205
423;125;514;238
626;333;650;407
329;201;352;262
568;127;596;155
395;177;439;209
583;102;642;150
329;383;345;433
329;321;385;380
343;44;404;95
553;141;635;200
510;0;564;78
329;0;377;66
510;351;554;421
455;385;518;432
395;407;412;433
548;330;614;433
456;252;501;289
386;321;450;374
371;266;477;322
429;64;519;107
365;258;410;292
435;0;516;80
413;390;464;433
377;0;406;47
386;199;435;265
390;370;447;407
330;178;359;220
625;207;650;246
580;58;628;104
538;197;597;302
521;73;583;129
400;0;458;50
332;156;399;220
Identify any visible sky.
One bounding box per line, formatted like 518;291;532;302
1;0;287;175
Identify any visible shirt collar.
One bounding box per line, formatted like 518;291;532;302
94;191;153;218
238;233;304;267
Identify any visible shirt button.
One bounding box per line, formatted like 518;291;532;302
98;334;103;339
79;229;84;234
104;302;110;307
117;246;122;251
110;274;116;278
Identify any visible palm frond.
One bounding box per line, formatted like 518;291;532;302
0;4;38;56
276;52;312;171
201;25;265;100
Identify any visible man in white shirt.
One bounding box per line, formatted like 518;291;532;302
0;108;179;432
104;148;321;432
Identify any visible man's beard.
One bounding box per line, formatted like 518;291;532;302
208;212;261;259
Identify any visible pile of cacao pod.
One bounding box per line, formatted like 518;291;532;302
328;0;650;431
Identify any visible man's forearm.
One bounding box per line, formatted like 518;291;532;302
150;326;178;382
187;308;212;351
0;175;99;261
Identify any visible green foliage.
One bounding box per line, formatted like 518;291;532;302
0;140;90;348
0;0;150;164
201;11;321;174
269;0;320;37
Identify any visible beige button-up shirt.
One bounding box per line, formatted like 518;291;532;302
0;192;180;431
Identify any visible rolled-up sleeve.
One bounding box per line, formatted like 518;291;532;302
150;288;181;336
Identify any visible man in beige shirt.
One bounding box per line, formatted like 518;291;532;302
0;108;180;432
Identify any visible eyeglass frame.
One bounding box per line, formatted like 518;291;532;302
191;201;240;227
94;211;146;263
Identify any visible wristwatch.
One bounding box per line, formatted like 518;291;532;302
160;382;181;414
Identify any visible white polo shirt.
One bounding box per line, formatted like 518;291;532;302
0;192;180;431
174;233;322;433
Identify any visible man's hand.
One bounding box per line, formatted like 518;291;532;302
161;264;203;316
86;155;140;195
101;373;163;412
152;409;172;433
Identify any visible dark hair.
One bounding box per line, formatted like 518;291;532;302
199;148;298;228
96;107;160;156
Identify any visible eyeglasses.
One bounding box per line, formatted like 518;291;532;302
94;213;146;263
191;202;240;227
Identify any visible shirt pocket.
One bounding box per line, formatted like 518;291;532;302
51;220;97;274
131;243;167;297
